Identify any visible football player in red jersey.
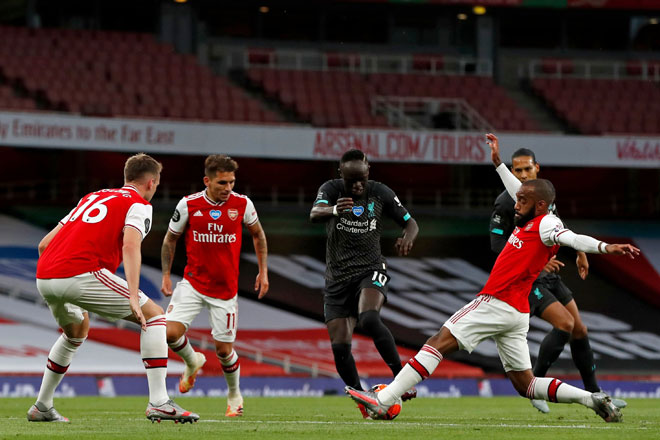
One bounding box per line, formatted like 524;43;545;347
29;153;198;424
487;132;626;412
348;171;638;422
161;154;269;417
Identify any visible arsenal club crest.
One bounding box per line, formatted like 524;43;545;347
228;209;239;220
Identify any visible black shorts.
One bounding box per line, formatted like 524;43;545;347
323;269;390;323
528;272;574;317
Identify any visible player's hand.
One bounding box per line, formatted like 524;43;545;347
161;276;173;297
605;244;640;259
130;295;146;331
542;255;564;274
395;236;414;256
255;272;269;299
335;197;354;213
576;252;589;280
485;133;502;168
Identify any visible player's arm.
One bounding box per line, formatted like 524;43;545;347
396;217;419;257
247;220;269;299
489;196;512;254
38;202;79;255
38;223;63;256
161;230;181;297
161;199;188;297
486;133;521;200
540;216;640;258
309;181;352;223
123;226;146;330
381;185;418;256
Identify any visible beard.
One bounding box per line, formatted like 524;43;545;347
514;209;536;227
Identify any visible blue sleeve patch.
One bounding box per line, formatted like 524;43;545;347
403;213;411;221
491;228;504;235
314;199;329;205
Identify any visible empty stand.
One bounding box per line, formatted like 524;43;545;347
248;67;538;131
0;26;282;124
531;77;660;135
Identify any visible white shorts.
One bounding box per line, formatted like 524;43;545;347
165;279;238;343
443;295;532;372
37;269;149;327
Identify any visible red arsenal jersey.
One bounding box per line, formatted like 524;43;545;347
37;185;152;279
479;214;561;313
168;190;258;299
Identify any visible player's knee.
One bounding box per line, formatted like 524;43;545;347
357;310;382;333
165;328;181;344
554;314;574;333
572;322;588;339
216;347;232;359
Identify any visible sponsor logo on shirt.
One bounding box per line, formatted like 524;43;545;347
144;218;151;234
228;209;239;220
210;209;221;220
525;222;534;231
193;210;203;217
367;201;375;218
352;206;364;216
508;234;524;249
193;223;237;244
336;217;371;234
172;209;180;222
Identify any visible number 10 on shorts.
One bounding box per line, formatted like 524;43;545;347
226;313;236;329
372;271;388;288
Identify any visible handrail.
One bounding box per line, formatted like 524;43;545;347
212;44;493;76
372;96;494;132
523;59;660;81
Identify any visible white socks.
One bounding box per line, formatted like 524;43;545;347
169;335;196;366
378;345;443;406
36;334;85;409
527;377;595;409
141;315;169;406
219;350;240;396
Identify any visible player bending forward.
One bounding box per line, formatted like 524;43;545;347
347;178;638;423
161;155;268;417
29;154;198;423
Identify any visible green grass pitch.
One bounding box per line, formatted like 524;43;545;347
4;397;660;440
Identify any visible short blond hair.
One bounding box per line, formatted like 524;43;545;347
124;153;162;182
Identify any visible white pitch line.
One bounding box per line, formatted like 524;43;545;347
197;419;650;430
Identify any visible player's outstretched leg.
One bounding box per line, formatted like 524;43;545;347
530;399;550;413
145;400;200;424
27;403;69;422
220;350;243;417
347;344;443;419
591;392;623;423
346;386;399;419
526;377;622;423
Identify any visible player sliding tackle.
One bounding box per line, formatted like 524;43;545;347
347;136;639;423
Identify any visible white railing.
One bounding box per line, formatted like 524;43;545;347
212;44;493;76
521;59;660;81
372;96;494;132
